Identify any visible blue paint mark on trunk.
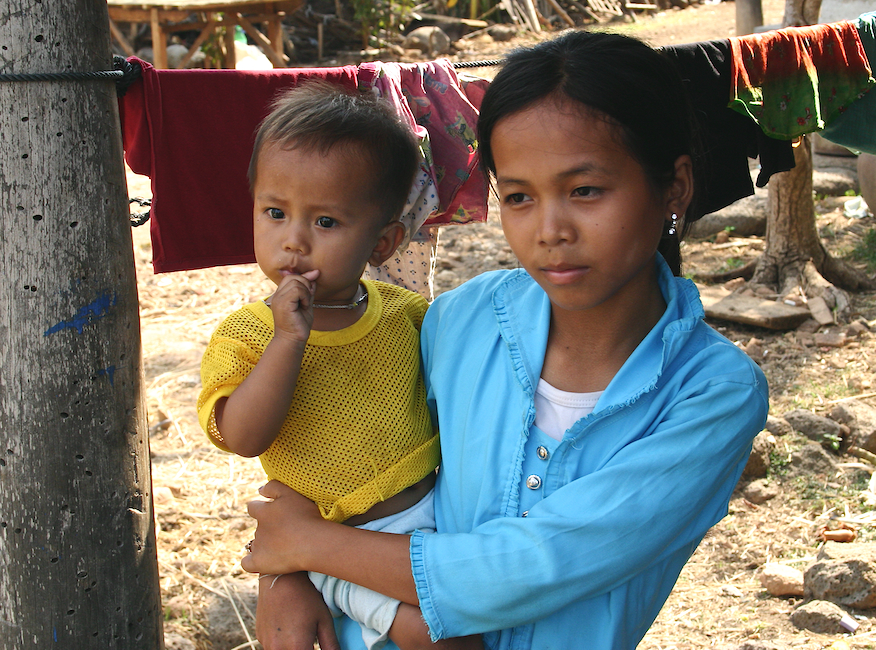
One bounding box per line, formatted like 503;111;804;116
97;365;116;386
44;293;117;336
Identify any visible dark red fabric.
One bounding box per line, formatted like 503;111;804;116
118;59;359;273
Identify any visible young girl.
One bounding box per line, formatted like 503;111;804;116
242;30;769;650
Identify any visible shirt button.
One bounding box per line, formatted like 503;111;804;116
526;474;542;490
522;510;529;517
537;446;549;460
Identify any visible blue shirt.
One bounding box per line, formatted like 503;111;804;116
337;258;769;650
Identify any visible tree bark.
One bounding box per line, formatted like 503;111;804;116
0;2;163;648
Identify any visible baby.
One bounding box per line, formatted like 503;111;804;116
197;82;479;650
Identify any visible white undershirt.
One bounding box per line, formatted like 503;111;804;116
534;379;603;441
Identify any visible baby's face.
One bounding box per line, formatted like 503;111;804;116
251;142;387;304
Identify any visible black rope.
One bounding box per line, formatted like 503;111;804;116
129;198;151;227
452;59;504;69
0;55;142;96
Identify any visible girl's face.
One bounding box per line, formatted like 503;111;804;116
492;99;690;315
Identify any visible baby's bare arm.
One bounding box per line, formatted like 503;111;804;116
215;272;316;457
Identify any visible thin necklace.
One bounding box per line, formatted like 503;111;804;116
313;286;368;310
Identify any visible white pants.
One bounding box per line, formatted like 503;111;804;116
309;489;436;650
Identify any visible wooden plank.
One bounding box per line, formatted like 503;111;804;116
109;19;137;57
108;7;191;22
177;18;216;68
236;12;288;67
151;7;168;68
697;285;812;330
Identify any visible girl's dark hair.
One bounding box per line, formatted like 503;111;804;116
249;81;419;223
477;30;703;275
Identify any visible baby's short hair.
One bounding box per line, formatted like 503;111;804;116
249;82;419;223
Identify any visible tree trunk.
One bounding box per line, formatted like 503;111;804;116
750;0;875;307
0;2;164;648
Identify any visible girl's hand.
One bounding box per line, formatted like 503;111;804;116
242;480;325;575
256;572;341;650
269;270;320;343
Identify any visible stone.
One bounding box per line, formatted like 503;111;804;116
805;541;876;608
764;415;792;437
688;194;767;239
814;331;846;348
785;442;838;479
858;153;876;213
743;431;777;478
813;167;858;197
830;399;876;454
164;632;196;650
760;563;805;596
402;26;452;56
487;24;518;41
790;599;849;634
743;478;780;504
795;319;821;333
205;577;258;649
808;295;835;326
782;409;843;449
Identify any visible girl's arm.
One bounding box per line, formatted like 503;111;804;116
214;271;317;457
243;373;768;639
243;482;417;603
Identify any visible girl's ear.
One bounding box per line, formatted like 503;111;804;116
666;154;694;220
368;221;406;267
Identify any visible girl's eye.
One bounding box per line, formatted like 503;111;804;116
267;208;284;220
316;216;336;228
504;192;529;205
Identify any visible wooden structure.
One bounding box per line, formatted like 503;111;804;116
107;0;302;69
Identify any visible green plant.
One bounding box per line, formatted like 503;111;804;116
352;0;415;48
845;189;859;197
851;228;876;271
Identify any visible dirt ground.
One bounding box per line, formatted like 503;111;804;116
130;1;876;647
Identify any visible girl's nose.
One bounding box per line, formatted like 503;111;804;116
538;203;575;246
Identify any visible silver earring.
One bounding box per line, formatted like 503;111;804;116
667;213;678;236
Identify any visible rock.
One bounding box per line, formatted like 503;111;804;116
813;167;858;196
814;330;846;348
402;26;452;56
487;24;518;41
795;318;821;333
790;599;849;634
743;431;777;478
760;563;805;596
805;541;876;608
743;478;780;504
205;577;257;649
858;153;876;212
785;442;838;479
782;409;843;450
164;632;196;650
732;643;782;650
764;415;792;437
829;399;876;454
153;486;176;505
813;132;856;157
688;194;767;239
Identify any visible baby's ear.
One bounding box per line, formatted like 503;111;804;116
368;221;406;266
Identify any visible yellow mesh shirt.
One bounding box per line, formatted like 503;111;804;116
197;280;438;523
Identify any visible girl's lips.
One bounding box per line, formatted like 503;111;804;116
541;265;590;284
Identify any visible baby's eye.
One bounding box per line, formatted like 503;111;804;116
316;216;336;228
267;208;285;220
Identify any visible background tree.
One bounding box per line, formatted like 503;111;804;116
749;0;876;316
0;1;163;647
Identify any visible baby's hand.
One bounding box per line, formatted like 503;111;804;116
269;270;320;343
